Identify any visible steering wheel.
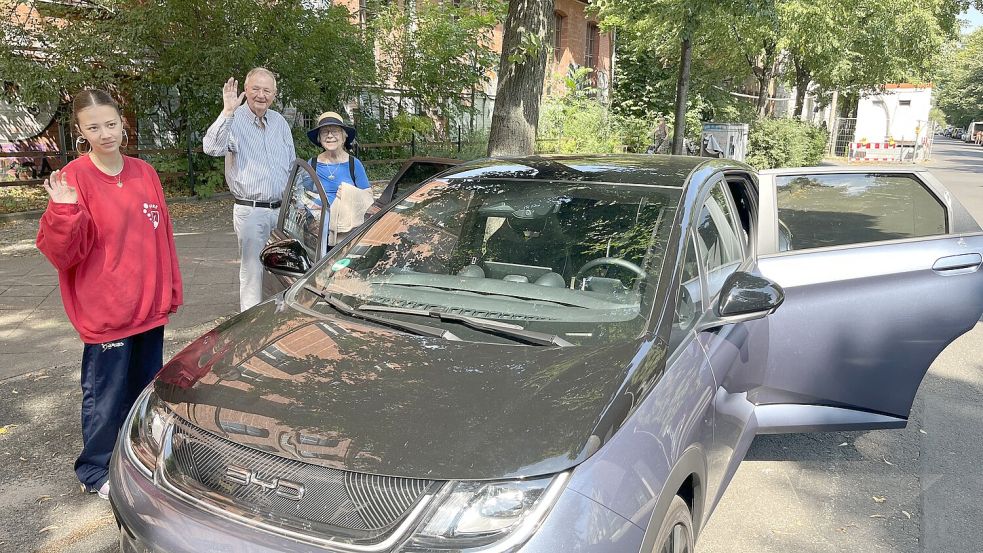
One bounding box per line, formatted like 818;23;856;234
574;257;645;280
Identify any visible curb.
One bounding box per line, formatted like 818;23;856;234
0;209;45;223
0;192;233;223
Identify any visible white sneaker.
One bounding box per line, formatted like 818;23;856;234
96;481;110;500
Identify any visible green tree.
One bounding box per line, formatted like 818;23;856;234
780;0;852;117
784;0;976;118
935;27;983;128
595;0;755;152
1;0;373;146
369;0;504;135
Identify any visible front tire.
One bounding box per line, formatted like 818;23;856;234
655;495;695;553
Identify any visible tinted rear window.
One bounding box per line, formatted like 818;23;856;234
775;173;947;251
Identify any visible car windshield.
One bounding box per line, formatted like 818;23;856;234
299;178;681;346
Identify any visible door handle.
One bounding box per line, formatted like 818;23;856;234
932;253;982;275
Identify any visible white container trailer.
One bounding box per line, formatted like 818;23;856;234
853;84;932;145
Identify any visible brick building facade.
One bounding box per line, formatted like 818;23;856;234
335;0;614;130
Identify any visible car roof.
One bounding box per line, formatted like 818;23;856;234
442;154;747;188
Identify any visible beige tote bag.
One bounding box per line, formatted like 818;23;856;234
328;183;374;246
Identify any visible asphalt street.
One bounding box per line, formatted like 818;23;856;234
698;137;983;553
0;140;980;552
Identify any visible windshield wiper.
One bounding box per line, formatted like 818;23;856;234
358;304;573;347
378;282;585;308
303;285;461;341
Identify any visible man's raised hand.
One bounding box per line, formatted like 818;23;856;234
222;77;245;116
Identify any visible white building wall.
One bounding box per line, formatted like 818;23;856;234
854;86;932;143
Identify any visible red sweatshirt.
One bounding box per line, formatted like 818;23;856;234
36;155;183;344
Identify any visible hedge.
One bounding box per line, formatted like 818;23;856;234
745;118;828;170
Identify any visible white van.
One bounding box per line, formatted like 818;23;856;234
963;121;983;142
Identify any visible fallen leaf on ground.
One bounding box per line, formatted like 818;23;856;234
873;496;887;503
902;510;912;519
38;525;59;533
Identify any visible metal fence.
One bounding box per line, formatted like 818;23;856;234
829;117;856;157
0;145;201;188
356;126;485;167
3;130;557;192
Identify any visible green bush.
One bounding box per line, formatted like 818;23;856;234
144;153;227;199
746;118;828;170
539;97;662;154
612;114;652;153
539;69;708;155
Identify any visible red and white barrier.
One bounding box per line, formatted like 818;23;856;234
848;142;907;162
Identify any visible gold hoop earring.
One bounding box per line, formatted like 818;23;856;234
75;136;91;155
121;129;129;150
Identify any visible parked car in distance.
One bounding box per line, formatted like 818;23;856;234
109;155;983;553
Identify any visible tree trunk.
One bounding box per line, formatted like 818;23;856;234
672;36;692;155
756;75;769;117
487;0;554;157
792;57;810;119
754;43;778;118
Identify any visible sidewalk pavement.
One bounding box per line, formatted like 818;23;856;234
0;198;242;381
0;198;242;553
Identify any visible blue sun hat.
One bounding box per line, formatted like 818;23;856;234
306;111;356;150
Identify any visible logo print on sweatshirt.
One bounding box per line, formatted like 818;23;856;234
101;341;125;352
143;203;160;229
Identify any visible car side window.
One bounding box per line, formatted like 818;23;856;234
380;161;456;205
775;173;947;251
696;182;744;299
282;162;327;259
672;233;703;343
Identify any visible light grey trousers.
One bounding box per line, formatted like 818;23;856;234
232;204;279;311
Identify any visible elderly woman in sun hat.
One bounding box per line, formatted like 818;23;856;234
305;111;370;206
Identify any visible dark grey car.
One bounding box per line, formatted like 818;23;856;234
109;155;983;553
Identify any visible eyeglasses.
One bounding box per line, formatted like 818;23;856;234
320;128;346;138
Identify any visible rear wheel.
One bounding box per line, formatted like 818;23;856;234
655;495;695;553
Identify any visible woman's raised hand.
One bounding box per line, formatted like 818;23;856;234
43;170;77;204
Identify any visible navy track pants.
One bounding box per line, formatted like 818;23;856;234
75;326;164;491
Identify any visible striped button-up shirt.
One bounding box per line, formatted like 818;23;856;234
203;104;297;202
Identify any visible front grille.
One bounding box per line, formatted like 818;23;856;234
161;419;439;543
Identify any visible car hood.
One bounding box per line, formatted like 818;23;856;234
155;299;647;480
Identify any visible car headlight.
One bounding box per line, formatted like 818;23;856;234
399;472;569;552
123;385;171;478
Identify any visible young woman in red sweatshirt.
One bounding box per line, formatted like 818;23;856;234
36;89;183;500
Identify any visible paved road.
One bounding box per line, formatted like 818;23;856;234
698;137;983;553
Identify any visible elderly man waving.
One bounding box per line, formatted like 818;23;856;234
203;67;296;311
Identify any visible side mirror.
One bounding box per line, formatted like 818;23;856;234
717;271;785;321
261;239;311;277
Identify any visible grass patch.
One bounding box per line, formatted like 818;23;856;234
0;185;49;214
